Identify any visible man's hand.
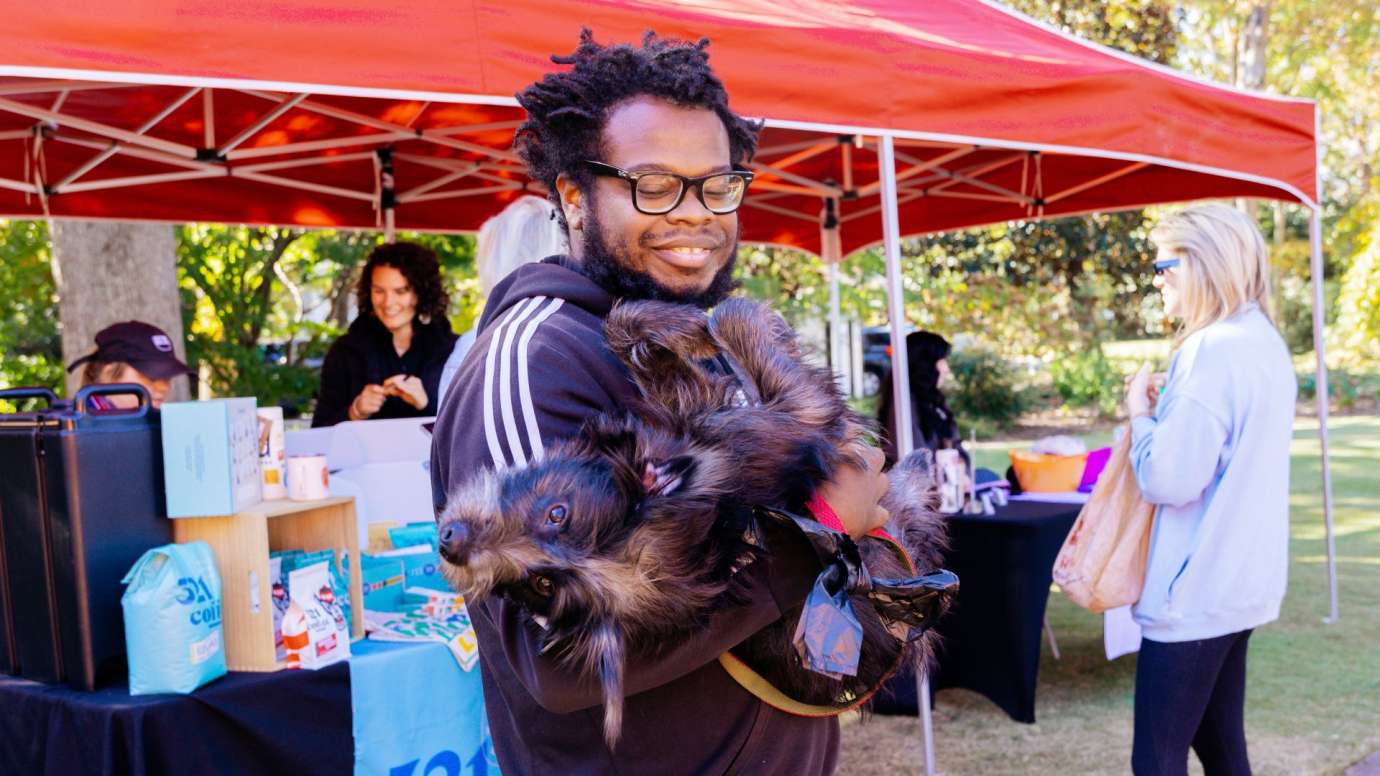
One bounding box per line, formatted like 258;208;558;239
385;374;429;410
349;383;389;421
815;444;890;539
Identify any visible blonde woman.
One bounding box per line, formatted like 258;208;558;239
1123;203;1296;775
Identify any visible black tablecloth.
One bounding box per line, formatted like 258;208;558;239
875;499;1080;723
0;662;353;776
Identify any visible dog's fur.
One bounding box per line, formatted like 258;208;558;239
439;298;948;745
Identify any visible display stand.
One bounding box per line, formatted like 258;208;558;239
171;496;364;671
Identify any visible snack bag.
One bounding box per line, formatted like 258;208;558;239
388;522;439;551
270;556;290;662
282;561;350;669
346;553;407;613
376;544;449;592
121;541;228;694
277;548;351;632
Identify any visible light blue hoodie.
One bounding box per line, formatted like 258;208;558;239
1129;304;1296;642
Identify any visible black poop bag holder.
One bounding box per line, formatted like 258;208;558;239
753;505;960;680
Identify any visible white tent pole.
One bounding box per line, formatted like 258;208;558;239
880;133;936;776
822;197;845;391
828;260;844;389
1308;207;1338;623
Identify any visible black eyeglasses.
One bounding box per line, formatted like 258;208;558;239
582;160;754;215
1153;258;1181;275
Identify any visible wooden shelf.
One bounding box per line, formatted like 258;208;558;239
172;497;363;672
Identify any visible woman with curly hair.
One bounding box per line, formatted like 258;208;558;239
312;241;457;426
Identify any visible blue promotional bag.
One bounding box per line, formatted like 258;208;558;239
120;541;227;695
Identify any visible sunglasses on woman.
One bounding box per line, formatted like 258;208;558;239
582;160;754;215
1153;258;1181;275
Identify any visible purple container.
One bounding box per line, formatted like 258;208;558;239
1077;446;1113;493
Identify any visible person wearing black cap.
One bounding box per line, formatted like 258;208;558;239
876;330;967;465
67;320;194;410
312;241;457;427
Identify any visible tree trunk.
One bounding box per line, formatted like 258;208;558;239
50;220;190;402
1240;3;1272;225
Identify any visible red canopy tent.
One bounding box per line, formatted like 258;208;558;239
0;3;1338;758
0;0;1318;247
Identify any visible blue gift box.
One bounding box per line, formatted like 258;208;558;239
160;398;264;517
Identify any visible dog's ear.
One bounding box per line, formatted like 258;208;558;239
641;456;696;498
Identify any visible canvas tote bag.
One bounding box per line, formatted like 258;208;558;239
1052;431;1155;612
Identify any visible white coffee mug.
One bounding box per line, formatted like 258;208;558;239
287;455;330;501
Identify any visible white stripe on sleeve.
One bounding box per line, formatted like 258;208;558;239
482;297;544;468
515;298;566;461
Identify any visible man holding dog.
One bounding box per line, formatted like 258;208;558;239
431;31;889;775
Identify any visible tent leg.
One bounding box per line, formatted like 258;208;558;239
1308;208;1338;624
880;134;936;776
918;672;937;776
879;135;913;453
822;196;845;391
828;260;844;389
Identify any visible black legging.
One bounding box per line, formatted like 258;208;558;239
1132;629;1253;776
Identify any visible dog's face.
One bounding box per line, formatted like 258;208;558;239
438;454;633;616
437;418;714;625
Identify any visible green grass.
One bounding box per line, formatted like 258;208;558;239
839;415;1380;775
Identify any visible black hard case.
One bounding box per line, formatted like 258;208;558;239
0;385;172;689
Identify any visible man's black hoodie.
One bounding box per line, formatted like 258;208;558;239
431;256;838;775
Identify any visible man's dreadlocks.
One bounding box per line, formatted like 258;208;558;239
515;30;762;232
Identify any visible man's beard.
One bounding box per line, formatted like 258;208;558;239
577;207;738;309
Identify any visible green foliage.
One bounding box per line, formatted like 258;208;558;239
1297;369;1380;410
1049;345;1127;417
1005;0;1179;65
947;347;1030;425
0;220;62;409
178;226;479;411
1333;201;1380;364
178;225;319;407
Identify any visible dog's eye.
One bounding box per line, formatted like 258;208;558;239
531;575;554;597
545;503;569;525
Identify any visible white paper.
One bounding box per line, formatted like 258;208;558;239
1010;491;1091;504
1104;605;1142;660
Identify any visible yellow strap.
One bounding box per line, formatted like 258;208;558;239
717;651;877;717
718;531;917;716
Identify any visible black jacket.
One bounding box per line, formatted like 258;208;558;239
430;257;837;776
313;314;457;427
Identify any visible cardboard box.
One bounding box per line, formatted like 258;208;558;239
171;496;364;671
161;398;263;517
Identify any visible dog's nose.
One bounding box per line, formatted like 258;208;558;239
438;521;470;564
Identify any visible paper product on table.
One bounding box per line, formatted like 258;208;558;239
160;398;263;517
365;603;480;672
1104;604;1142;660
406;587;466;618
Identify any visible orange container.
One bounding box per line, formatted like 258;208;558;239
1009;450;1089;493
